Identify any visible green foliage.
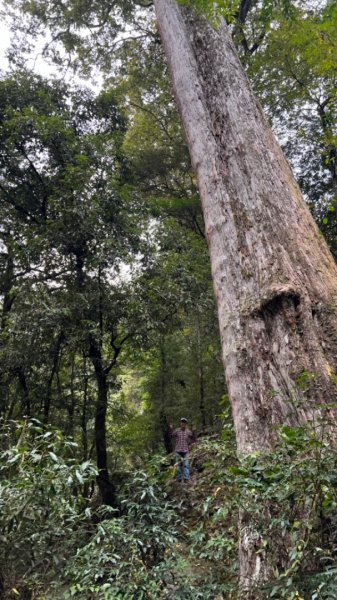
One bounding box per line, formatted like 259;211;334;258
0;70;153;480
228;422;337;598
183;435;239;594
24;451;226;599
2;0;147;75
5;411;337;599
0;419;97;598
1;423;222;599
174;408;337;599
246;1;337;253
177;0;240;23
64;470;180;599
177;0;299;28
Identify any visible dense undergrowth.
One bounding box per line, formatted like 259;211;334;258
2;415;337;599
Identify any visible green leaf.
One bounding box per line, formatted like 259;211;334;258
75;470;84;484
49;452;59;463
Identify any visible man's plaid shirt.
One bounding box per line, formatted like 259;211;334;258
171;427;195;453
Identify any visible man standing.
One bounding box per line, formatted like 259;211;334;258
169;418;196;482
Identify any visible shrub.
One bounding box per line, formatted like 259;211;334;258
64;470;180;599
0;419;97;598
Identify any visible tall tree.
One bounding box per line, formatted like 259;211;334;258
153;0;337;592
0;71;150;506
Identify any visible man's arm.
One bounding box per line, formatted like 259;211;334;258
169;424;177;437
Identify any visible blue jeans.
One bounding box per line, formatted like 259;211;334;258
176;452;189;481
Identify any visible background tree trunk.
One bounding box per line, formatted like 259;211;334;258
43;331;64;424
154;0;337;593
89;338;118;508
17;367;30;417
196;319;207;430
1;243;15;332
159;338;173;454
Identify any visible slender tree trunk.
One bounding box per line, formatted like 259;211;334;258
94;370;116;506
43;330;64;424
154;0;337;592
66;352;77;437
159;338;173;454
317;102;337;196
5;394;16;420
81;354;89;461
160;409;172;454
17;367;30;417
89;338;118;508
0;237;16;418
196;319;207;430
1;247;15;333
199;362;206;430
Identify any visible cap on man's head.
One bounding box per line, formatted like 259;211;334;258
180;417;188;422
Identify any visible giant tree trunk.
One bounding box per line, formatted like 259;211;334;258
154;0;337;593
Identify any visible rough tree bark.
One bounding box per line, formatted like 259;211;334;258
154;0;337;593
